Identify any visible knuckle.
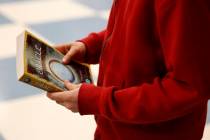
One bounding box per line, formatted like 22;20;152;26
64;44;71;51
66;104;73;110
56;101;61;104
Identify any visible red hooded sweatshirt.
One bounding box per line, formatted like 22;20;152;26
78;0;210;139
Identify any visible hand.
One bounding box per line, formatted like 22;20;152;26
47;81;82;113
55;42;86;64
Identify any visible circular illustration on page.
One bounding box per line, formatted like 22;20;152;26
48;60;79;83
44;47;80;84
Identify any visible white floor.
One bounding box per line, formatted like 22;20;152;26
0;0;209;140
0;94;96;140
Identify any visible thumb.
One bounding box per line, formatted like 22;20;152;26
62;47;77;64
64;80;79;90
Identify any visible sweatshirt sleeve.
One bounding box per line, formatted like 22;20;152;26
79;30;106;64
78;0;210;124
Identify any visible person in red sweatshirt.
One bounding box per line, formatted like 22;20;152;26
47;0;210;139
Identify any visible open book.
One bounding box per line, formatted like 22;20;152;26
16;30;92;92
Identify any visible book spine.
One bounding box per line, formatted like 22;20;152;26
20;75;62;92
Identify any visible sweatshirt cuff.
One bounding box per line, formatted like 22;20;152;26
78;83;102;115
79;34;99;51
78;31;105;64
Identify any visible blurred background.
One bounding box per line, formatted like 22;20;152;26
0;0;209;140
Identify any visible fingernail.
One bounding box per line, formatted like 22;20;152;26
47;93;52;98
62;57;66;63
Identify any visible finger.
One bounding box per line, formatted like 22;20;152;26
47;92;53;98
59;102;77;112
62;47;77;64
56;100;63;104
55;44;71;54
60;102;72;108
64;80;80;90
47;92;71;102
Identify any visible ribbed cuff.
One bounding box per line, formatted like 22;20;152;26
78;33;100;64
78;31;105;64
79;34;99;52
78;83;102;115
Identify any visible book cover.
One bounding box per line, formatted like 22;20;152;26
16;30;93;92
